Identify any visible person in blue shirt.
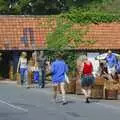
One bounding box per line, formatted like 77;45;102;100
51;52;68;105
105;50;117;80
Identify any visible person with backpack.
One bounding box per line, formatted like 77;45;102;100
80;56;94;103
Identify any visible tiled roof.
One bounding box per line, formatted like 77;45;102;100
79;23;120;50
0;15;51;50
0;16;120;50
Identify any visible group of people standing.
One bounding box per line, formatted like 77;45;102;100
17;51;46;88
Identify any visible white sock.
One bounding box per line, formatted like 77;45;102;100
81;89;88;98
62;95;66;102
87;89;91;98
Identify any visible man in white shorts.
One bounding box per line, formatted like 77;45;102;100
106;50;117;80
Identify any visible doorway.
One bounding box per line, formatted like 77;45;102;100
0;52;11;79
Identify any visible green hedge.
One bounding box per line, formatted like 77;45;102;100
61;8;120;24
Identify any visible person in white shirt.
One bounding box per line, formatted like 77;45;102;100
17;52;28;87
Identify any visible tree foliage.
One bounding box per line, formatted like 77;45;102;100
0;0;67;15
44;15;95;72
0;0;119;15
46;16;93;50
61;7;120;24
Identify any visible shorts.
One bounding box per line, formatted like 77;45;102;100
81;74;95;87
52;80;65;86
107;66;116;75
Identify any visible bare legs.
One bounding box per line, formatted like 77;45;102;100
53;85;57;101
60;83;66;103
53;82;67;104
81;86;91;103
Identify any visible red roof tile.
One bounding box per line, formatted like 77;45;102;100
78;23;120;50
0;16;51;50
0;16;120;50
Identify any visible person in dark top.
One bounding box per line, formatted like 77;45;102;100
37;51;46;88
98;62;109;80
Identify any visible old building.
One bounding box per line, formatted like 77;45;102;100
0;15;120;79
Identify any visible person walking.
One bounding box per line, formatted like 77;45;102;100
17;52;28;88
51;52;68;105
80;56;94;103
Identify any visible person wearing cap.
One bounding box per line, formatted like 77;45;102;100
17;52;28;87
51;52;68;105
105;50;117;80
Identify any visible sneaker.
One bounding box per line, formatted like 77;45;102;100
39;85;44;88
26;86;30;89
62;101;68;105
85;98;90;103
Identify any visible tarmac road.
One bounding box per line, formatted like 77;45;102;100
0;84;120;120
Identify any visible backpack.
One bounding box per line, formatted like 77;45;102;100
115;61;120;73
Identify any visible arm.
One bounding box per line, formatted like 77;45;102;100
80;62;84;74
65;64;68;73
78;62;84;78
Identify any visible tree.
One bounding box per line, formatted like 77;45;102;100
0;0;118;15
0;0;9;14
43;14;94;72
0;0;67;15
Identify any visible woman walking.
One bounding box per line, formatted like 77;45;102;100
80;56;94;103
17;52;28;88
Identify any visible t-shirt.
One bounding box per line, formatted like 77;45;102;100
20;58;27;69
37;56;46;70
51;59;68;82
33;66;39;72
106;54;117;68
83;62;93;75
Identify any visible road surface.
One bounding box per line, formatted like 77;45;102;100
0;84;120;120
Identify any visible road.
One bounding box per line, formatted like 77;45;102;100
0;84;120;120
